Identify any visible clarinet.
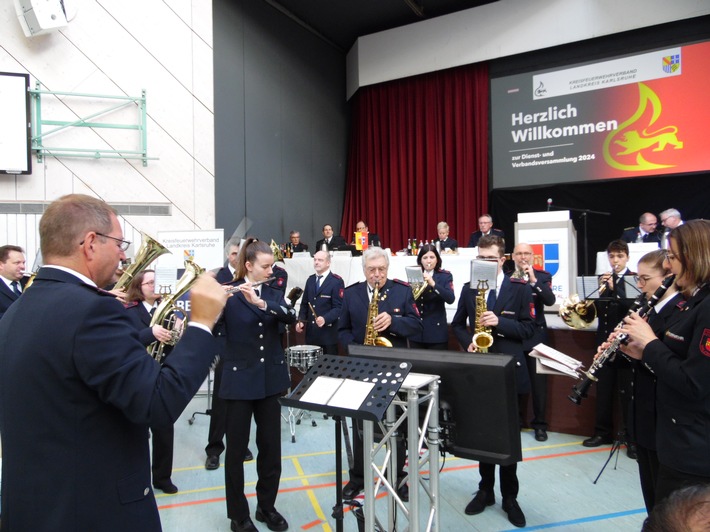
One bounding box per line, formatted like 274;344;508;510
568;274;675;405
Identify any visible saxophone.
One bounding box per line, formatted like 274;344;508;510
471;279;494;353
363;282;393;347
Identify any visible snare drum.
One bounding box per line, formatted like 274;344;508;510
286;345;322;373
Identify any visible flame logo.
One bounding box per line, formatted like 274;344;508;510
603;83;683;172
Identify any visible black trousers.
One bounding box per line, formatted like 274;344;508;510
225;394;282;521
478;462;519;499
151;424;174;484
636;444;659;513
655;463;710;506
593;364;632;439
205;358;227;458
525;350;548;430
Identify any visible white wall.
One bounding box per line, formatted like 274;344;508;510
0;0;214;261
347;0;710;99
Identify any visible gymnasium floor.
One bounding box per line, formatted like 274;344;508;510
157;393;647;532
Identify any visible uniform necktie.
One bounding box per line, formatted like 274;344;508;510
149;306;157;317
316;275;322;291
10;280;21;296
614;274;626;299
487;289;497;310
254;287;260;298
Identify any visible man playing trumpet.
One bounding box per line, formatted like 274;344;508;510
582;239;637;457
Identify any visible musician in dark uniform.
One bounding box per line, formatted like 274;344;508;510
622;250;682;513
338;246;422;501
622;220;710;506
0;194;226;531
513;243;557;442
583;240;637;456
295;250;344;355
315;224;347;252
620;212;661;245
0;245;26;319
467;214;505;247
355;220;381;248
205;238;254;470
123;270;180;494
432;221;458;252
410;244;455;350
220;238;296;532
451;235;534;529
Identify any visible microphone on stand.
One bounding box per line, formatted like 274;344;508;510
547;198;553;211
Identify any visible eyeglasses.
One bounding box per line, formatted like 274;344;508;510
634;275;662;285
96;232;131;251
513;251;533;256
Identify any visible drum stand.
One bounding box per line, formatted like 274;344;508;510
188;365;214;425
282;325;321;442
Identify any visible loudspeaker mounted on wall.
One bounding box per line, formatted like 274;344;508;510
13;0;76;37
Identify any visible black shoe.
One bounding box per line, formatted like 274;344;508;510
502;498;526;528
464;490;495;515
534;428;548;442
205;455;220;470
255;506;288;531
231;517;258;532
153;480;178;494
627;443;638;460
244;448;254;462
397;481;409;502
582;435;613;447
343;481;364;501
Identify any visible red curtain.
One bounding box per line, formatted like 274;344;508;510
341;62;489;252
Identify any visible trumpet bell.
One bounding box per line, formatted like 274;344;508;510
114;233;170;291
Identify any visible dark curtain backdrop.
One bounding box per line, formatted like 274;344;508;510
341;63;489;252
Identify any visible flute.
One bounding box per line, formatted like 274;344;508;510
568;274;675;405
224;276;276;295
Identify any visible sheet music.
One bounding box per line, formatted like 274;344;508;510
470;259;498;290
327;379;375;410
300;376;343;405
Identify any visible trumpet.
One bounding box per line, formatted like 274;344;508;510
568;275;675;405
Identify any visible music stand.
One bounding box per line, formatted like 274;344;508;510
280;354;411;532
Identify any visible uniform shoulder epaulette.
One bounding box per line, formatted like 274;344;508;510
123;300;139;308
393;278;410;287
331;272;343;280
623;226;635;231
439;268;451;274
345;282;362;290
532;267;550;275
510;277;527;284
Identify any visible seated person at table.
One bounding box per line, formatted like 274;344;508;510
286;230;308;254
620;213;661;245
467;214;504;247
315;224;347;252
354;220;381;248
432;221;458;251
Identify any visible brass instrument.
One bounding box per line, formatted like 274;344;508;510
510;262;529;282
114;233;170;291
558;272;615;329
363;282;393;347
405;265;428;300
411;281;428;300
569;275;675;404
472;279;494;353
148;259;205;362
